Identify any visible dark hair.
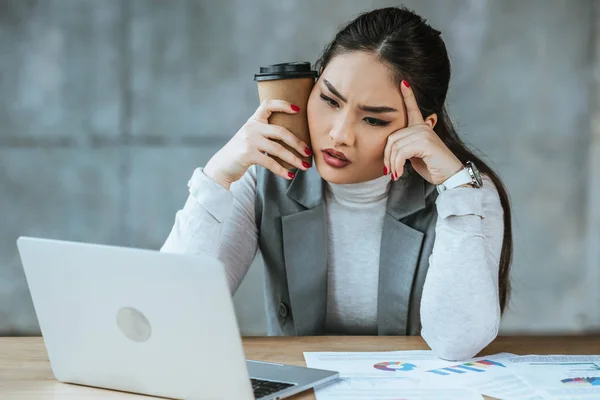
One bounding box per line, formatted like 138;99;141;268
315;6;513;313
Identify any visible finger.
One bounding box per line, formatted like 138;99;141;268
390;137;420;180
262;124;312;158
400;80;424;126
383;127;420;175
383;134;398;176
255;152;295;180
258;137;309;171
251;99;300;124
384;128;419;177
390;145;410;181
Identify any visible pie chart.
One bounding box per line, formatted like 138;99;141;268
373;361;417;372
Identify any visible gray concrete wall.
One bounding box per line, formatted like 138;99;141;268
1;0;598;336
589;0;600;331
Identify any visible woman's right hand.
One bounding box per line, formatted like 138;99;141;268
203;100;313;190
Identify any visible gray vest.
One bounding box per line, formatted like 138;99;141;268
254;165;438;336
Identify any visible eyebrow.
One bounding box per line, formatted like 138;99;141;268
323;79;398;114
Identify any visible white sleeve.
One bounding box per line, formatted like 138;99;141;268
420;174;504;361
161;165;260;293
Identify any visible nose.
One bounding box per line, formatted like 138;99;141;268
328;114;355;147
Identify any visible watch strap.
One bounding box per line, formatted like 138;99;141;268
436;168;472;193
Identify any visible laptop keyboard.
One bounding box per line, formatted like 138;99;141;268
251;378;295;398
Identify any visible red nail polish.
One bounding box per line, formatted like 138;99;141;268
291;104;300;112
305;147;313;156
302;161;310;168
403;80;410;88
288;172;296;179
383;166;388;175
394;173;398;180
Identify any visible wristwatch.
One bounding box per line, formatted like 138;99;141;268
436;161;483;193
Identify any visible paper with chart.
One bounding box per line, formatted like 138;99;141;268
304;350;481;400
504;355;600;399
303;350;542;400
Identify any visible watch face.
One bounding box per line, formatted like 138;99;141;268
467;161;483;187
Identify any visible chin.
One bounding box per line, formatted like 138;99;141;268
314;162;342;183
315;162;361;184
320;173;352;184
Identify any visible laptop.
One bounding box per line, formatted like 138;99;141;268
16;236;339;399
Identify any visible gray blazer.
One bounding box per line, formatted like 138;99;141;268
254;165;439;336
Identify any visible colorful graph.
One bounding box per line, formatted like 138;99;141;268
427;360;505;376
561;377;600;386
373;361;417;372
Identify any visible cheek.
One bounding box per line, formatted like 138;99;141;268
357;133;389;160
307;96;328;138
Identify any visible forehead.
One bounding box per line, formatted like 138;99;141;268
321;52;402;103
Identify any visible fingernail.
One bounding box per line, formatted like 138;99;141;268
383;166;388;175
302;161;310;169
288;172;296;179
291;104;300;112
305;147;313;156
395;172;399;180
403;80;410;88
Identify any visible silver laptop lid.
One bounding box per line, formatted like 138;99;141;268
17;236;255;399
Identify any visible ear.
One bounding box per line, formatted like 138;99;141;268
425;113;438;129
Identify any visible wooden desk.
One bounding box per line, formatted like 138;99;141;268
1;336;598;399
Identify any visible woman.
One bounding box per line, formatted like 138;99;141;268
162;6;512;361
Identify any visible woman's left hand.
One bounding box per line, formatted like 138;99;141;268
384;80;464;185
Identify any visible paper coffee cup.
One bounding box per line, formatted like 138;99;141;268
255;62;318;170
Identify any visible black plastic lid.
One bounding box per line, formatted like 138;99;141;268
254;62;318;81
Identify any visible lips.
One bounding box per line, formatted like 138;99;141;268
323;148;349;161
322;148;351;168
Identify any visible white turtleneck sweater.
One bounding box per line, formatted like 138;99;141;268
324;173;390;334
161;165;504;361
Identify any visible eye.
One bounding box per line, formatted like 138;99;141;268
320;93;339;108
364;117;390;127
